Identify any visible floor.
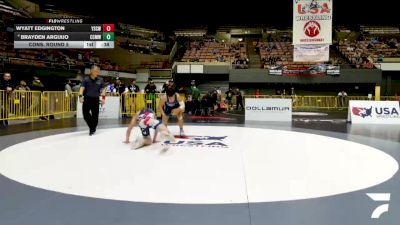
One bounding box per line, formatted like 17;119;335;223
0;112;399;225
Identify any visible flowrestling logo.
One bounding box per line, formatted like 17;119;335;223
164;135;228;148
352;106;400;119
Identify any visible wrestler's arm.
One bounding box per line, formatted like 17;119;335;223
124;112;139;143
159;96;168;118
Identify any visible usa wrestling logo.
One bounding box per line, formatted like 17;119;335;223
352;107;373;118
304;20;321;37
164;135;228;148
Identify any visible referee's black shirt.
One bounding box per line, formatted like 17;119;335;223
81;76;104;97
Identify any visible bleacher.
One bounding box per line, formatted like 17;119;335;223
338;26;400;65
140;61;168;69
255;40;340;69
360;26;400;35
181;40;247;64
0;0;31;18
116;23;169;55
118;39;166;55
257;41;294;68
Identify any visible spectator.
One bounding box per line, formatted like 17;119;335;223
105;82;114;94
150;81;157;93
145;80;157;109
211;88;218;110
201;93;214;116
363;60;374;69
184;89;193;115
236;89;244;110
16;80;30;91
114;78;127;95
29;76;46;120
65;80;72;95
145;79;157;94
215;87;222;108
15;80;30;117
290;87;295;96
126;79;140;114
338;90;348;109
216;55;225;62
30;76;44;92
207;92;215;116
368;92;373;100
178;86;187;95
161;81;169;93
128;79;140;93
72;81;81;92
114;78;127;116
255;89;261;98
191;84;201;101
225;88;234;110
113;64;119;71
0;72;14;127
190;83;201;115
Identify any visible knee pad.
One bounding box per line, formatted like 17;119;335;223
131;134;144;150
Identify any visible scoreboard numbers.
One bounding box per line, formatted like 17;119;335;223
102;24;114;32
102;32;114;41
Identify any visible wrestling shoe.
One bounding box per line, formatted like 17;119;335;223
179;128;185;137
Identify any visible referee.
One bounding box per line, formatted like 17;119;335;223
79;65;106;135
